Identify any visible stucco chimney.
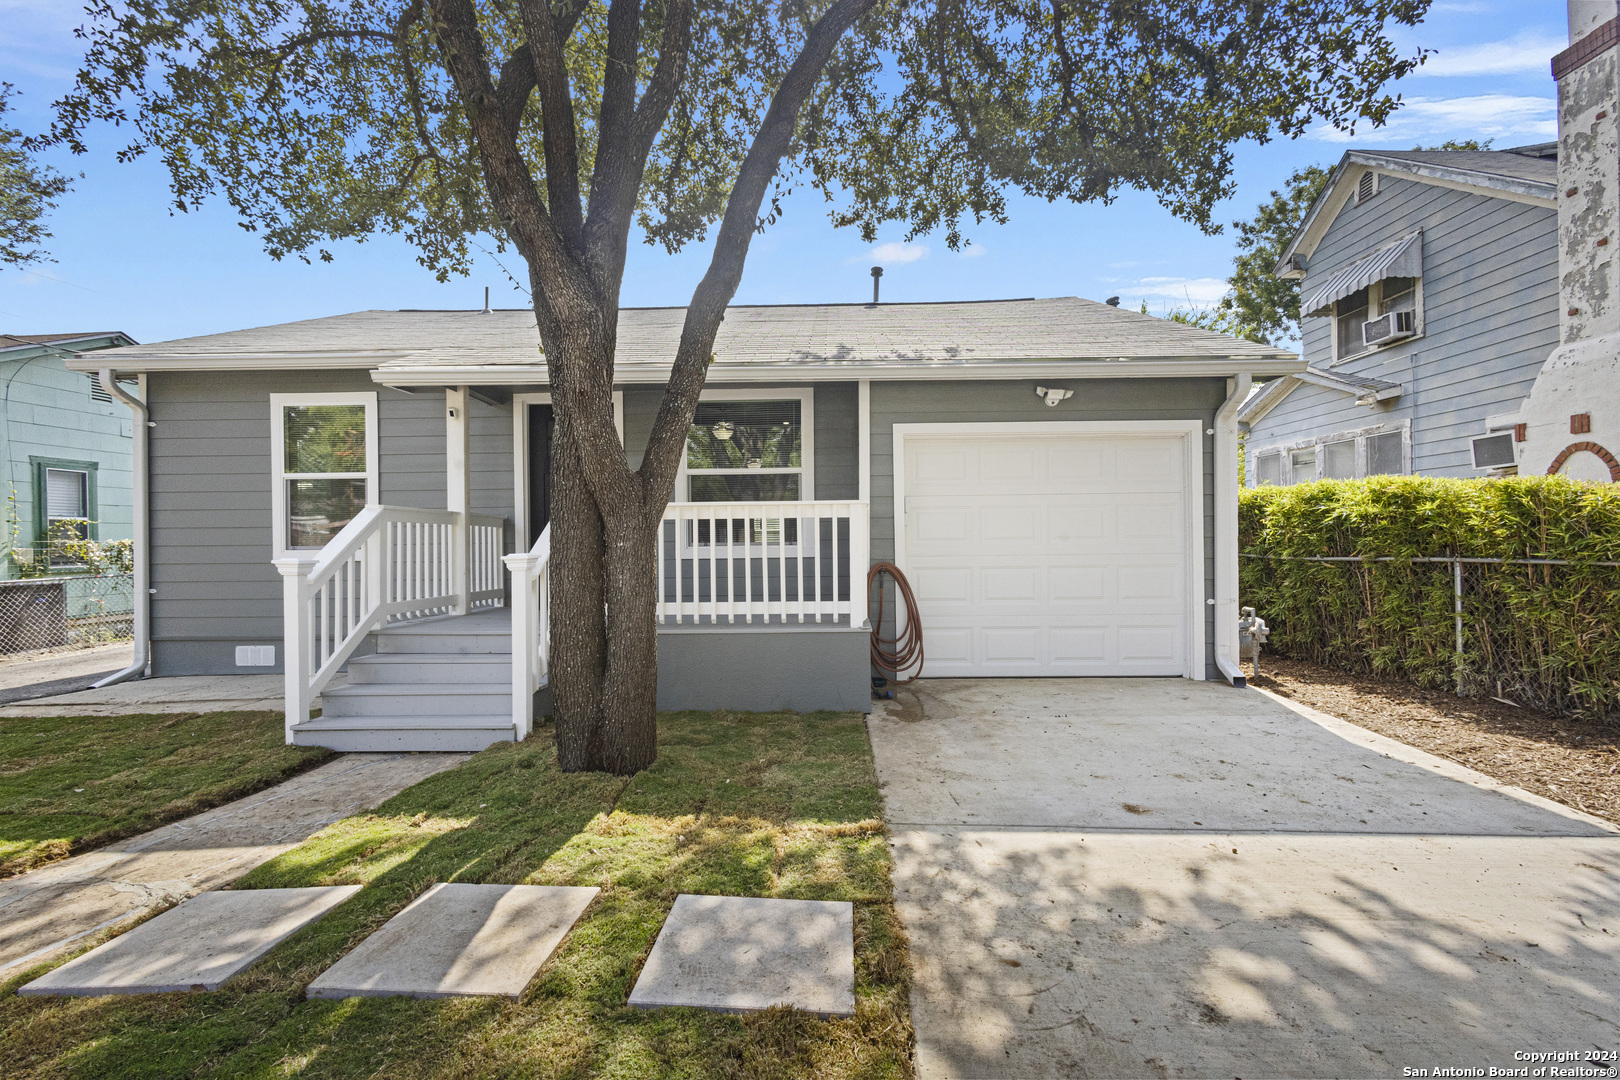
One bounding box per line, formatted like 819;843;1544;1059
1571;2;1617;45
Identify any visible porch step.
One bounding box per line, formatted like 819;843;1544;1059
344;653;511;685
375;612;512;656
291;712;516;753
319;682;511;718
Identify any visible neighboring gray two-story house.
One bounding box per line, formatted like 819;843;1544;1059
1242;147;1559;484
68;299;1299;751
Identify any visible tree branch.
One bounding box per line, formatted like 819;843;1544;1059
636;0;879;518
514;0;585;250
583;0;693;283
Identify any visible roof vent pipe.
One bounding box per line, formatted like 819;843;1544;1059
481;286;492;314
870;266;883;304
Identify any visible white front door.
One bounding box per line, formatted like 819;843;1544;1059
899;426;1197;677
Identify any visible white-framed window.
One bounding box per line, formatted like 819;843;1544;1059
1251;422;1409;486
1332;276;1423;364
678;387;814;502
270;392;378;554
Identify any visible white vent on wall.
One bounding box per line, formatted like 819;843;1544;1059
1356;170;1378;204
235;645;276;667
1362;310;1415;346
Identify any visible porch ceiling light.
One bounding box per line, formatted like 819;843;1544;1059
746;458;762;469
712;421;734;440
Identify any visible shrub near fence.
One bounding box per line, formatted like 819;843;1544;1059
1239;476;1620;721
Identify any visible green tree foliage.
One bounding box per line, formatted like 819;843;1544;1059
1241;476;1620;719
1218;164;1330;346
0;84;73;269
44;0;1434;773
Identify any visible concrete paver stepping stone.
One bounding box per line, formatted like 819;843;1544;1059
306;883;599;1000
18;886;360;996
629;894;855;1018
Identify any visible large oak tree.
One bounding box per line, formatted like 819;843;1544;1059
47;0;1429;773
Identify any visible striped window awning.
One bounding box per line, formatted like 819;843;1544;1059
1302;230;1423;318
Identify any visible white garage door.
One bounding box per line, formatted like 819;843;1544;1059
900;427;1195;677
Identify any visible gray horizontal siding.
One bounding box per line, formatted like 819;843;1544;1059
148;372;514;670
869;377;1227;679
1254;172;1557;479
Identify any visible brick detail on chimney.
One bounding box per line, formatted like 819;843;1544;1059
1572;413;1593;434
1554;18;1620;80
1547;441;1620;481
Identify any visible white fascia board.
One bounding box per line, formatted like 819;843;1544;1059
374;356;1303;386
62;350;412;374
1238;376;1301;425
1275;151;1556;277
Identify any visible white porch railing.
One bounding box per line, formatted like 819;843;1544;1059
274;505;506;737
502;525;550;740
657;500;869;625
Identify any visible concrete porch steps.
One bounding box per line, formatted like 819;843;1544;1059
291;610;523;753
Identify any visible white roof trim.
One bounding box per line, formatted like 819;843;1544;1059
1301;230;1423;317
1276;152;1556;278
1239;366;1400;424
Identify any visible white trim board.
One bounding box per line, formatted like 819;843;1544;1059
891;420;1206;681
269;392;379;559
511;391;624;549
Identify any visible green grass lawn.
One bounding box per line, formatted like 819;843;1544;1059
1;710;913;1079
0;711;334;878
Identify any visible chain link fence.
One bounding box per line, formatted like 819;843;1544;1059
1240;553;1620;721
0;572;135;657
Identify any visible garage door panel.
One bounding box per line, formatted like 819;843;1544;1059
902;431;1191;677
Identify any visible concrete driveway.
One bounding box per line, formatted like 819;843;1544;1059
869;679;1620;1079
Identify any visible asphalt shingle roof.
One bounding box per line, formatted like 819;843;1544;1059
89;298;1294;376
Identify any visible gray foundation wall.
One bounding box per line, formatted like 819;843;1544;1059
147;370;512;675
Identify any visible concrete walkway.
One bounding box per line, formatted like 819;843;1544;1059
0;751;467;976
869;679;1620;1079
0;673;347;717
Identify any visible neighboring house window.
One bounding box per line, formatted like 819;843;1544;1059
1332;277;1423;363
682;389;814;502
1251;424;1409;485
270;393;378;553
30;457;98;565
1335;287;1370;359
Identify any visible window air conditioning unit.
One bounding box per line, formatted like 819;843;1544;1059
1362;309;1415;346
1471;432;1516;470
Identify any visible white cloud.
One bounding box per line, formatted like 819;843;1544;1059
1128;276;1230;307
1310;94;1555;145
869;241;929;264
1419;32;1566;77
957;243;987;259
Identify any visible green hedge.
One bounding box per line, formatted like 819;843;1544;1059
1240;476;1620;720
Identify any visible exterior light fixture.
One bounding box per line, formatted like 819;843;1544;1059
712;421;734;440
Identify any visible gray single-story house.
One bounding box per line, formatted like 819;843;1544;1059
67;298;1299;750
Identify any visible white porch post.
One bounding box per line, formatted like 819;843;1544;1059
446;385;472;614
274;556;318;742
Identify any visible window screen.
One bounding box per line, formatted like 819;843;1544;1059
1367;431;1404;475
1471;433;1515;470
1323;440;1356;479
1336;287;1369;358
686;400;802;502
1290;448;1317;485
45;468;88;520
1255;452;1283;486
1379;277;1417;316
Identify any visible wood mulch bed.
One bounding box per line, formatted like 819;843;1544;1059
1253;656;1620;828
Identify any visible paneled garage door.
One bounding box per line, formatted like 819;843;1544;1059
899;426;1196;677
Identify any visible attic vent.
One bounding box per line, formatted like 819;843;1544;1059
88;375;112;404
1356;171;1378;204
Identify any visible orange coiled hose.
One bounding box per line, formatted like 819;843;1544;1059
868;561;923;684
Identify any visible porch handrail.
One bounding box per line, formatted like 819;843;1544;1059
503;524;550;739
274;504;507;740
657;500;869;626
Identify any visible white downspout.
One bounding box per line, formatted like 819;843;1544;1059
93;369;150;687
1213;373;1251;688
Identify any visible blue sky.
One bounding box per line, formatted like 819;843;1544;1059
0;1;1566;345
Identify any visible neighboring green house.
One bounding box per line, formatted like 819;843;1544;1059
0;332;137;579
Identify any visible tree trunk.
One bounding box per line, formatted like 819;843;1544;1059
548;406;606;772
598;512;661;773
